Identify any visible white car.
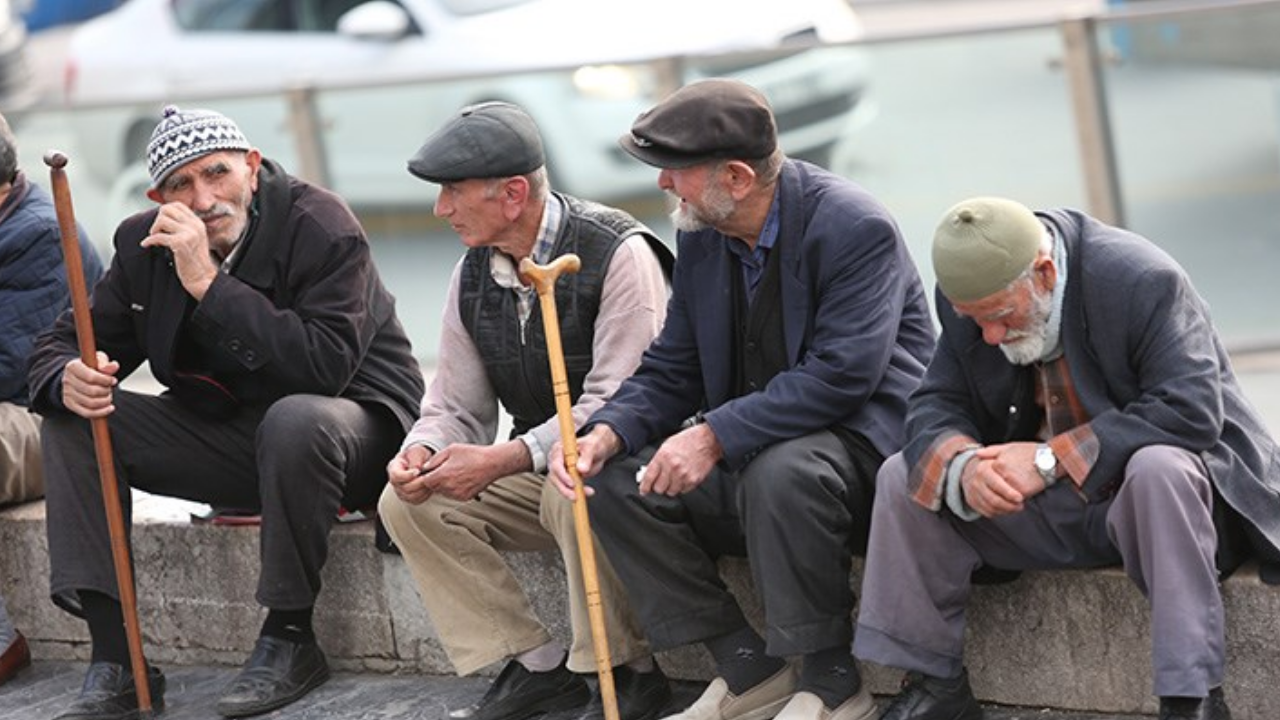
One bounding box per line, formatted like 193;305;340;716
63;0;873;214
0;0;31;114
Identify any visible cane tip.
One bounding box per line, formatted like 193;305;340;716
43;150;69;169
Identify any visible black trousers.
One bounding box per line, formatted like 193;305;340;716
42;389;401;613
588;429;880;657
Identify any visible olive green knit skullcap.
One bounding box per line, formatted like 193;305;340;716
932;196;1044;303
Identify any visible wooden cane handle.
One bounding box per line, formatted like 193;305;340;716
519;254;581;295
44;150;70;170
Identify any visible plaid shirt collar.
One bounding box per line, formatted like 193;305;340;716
490;194;563;321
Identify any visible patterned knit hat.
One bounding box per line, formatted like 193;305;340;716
146;105;252;188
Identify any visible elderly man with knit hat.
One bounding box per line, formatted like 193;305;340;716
548;78;935;720
378;101;675;720
853;197;1280;720
30;105;424;719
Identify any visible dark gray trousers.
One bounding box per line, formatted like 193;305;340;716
42;389;401;612
854;446;1223;698
588;429;878;657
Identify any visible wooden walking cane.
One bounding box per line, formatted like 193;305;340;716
520;254;620;720
44;151;154;717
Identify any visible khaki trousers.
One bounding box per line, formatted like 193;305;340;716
0;403;43;505
378;471;650;675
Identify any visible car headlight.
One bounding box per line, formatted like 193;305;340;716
572;64;650;100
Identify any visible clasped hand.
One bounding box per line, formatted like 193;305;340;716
960;441;1048;517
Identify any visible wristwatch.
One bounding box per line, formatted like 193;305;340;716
1034;443;1059;487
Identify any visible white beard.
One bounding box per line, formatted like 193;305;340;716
667;181;735;233
999;284;1054;365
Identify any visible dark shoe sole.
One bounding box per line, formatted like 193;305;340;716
216;663;331;719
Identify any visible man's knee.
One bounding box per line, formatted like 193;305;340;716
1122;445;1212;506
538;475;576;537
41;411;90;451
258;395;344;451
877;452;911;500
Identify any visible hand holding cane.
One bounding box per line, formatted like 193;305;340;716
44;151;154;716
520;254;619;720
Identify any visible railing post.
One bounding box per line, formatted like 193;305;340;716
1060;14;1126;227
284;85;332;190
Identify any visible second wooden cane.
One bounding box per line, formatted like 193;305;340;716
519;254;619;720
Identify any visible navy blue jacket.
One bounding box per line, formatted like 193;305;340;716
590;159;935;469
0;173;102;405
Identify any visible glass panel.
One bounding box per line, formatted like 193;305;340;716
1100;4;1280;346
25;0;1280;363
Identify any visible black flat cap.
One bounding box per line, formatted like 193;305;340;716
407;101;545;183
619;79;777;169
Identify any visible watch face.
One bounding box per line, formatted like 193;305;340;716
1036;446;1055;471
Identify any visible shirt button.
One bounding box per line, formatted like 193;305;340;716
228;339;241;351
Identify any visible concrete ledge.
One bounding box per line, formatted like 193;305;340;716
2;497;1278;718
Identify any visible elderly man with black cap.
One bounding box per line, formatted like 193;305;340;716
378;101;675;720
547;79;935;720
29;105;424;719
853;196;1280;720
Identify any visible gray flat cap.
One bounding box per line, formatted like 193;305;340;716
407;101;545;183
619;78;777;169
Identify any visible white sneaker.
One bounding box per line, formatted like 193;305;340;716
773;689;877;720
661;663;799;720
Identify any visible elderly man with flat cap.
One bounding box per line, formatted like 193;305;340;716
378;101;676;720
30;105;424;719
853;196;1280;720
548;79;935;720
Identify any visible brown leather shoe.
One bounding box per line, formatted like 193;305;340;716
0;632;31;685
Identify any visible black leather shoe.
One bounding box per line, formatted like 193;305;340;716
1159;687;1232;720
449;658;591;720
54;661;166;720
216;636;331;718
878;669;982;720
578;664;673;720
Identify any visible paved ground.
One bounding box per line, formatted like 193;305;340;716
1;661;1153;720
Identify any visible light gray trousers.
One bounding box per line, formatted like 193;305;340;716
854;445;1223;698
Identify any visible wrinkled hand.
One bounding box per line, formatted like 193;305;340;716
638;423;722;496
386;444;434;505
548;425;621;501
961;442;1044;517
417;442;526;502
140;202;219;300
61;351;120;419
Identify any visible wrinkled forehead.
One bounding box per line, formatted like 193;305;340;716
159;150;250;188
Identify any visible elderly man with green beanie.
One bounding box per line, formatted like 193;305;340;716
853;196;1280;720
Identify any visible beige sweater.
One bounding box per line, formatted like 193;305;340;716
402;232;668;473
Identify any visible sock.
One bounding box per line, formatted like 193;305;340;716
261;607;315;644
515;641;565;673
800;646;861;709
81;590;130;665
704;626;786;695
